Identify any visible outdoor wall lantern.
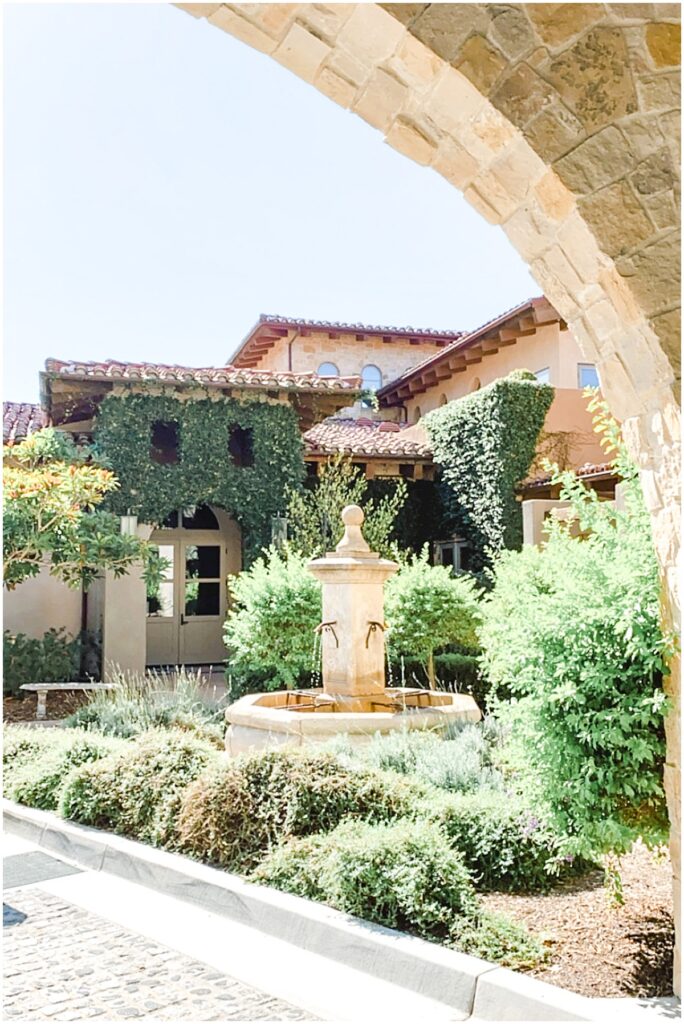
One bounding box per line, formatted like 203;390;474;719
271;514;288;548
120;513;138;536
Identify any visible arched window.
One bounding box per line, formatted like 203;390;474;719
413;406;422;423
317;362;339;377
361;364;383;391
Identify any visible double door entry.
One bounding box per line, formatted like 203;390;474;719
146;530;228;666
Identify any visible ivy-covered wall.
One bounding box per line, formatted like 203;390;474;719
93;393;304;563
424;370;554;573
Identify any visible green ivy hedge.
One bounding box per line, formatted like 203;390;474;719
93;393;305;563
423;371;553;572
3;629;82;697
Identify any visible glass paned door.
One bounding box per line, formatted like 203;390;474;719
146;543;179;665
180;542;226;663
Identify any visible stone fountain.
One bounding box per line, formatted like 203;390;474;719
224;505;480;755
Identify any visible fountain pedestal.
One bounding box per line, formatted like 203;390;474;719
224;505;481;755
308;505;398;700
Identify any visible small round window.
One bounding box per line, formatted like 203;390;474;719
317;362;339;377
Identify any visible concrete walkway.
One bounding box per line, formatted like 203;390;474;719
2;832;462;1022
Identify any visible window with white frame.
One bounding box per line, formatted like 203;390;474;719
578;363;600;388
534;367;551;384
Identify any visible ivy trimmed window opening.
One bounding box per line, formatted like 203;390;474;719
433;537;472;573
150;420;180;465
229;425;254;468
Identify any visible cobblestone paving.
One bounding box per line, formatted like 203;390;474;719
4;887;315;1021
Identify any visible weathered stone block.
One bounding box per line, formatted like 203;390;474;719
615;231;681;317
535;169;576;220
380;4;428;28
488;6;536;62
463;183;503;224
491;61;557;129
387;33;442;91
644;189;678;230
409;4;489;63
244;4;299;39
502;201;556;260
637;71;681;111
651;308;682;380
298;5;355;44
579;180;655;258
452;33;507;93
608;4;656;20
385;117;436;165
274;23;331;84
424;66;486;134
525;103;586;162
544;28;638;131
432;138;479;189
470;105;518;155
554;125;636;194
630;146;677;195
557;213;605;283
207;6;277;53
646;23;681;67
354;68;408;131
620;114;667;163
489;138;547;201
525;4;601;49
315;67;358;109
337;4;405;64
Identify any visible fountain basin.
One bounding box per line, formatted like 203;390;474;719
224;687;481;756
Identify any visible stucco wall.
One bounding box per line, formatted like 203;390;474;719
3;569;82;641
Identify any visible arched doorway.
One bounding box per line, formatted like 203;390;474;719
146;504;241;665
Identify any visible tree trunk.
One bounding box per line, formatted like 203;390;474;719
427;651;436;690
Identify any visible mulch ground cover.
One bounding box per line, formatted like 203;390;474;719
3;696;675;999
481;840;674;998
3;692;92;723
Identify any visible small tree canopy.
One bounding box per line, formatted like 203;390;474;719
3;428;153;591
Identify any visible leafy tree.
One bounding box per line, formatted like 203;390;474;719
479;397;673;862
224;547;322;688
286;455;407;559
385;551;481;688
4;428;154;591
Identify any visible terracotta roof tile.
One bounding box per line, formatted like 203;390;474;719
42;359;361;394
304;418;432;459
258;314;463;340
524;461;616;488
3;402;46;444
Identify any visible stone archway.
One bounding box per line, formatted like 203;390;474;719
177;2;681;983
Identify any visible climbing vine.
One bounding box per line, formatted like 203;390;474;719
93;393;304;563
424;370;554;572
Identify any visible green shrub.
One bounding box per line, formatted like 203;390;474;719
423;791;576;892
253;818;478;942
424;369;554;572
3;628;81;696
224;548;322;689
453;910;546;970
328;723;503;796
385;552;481;686
177;748;426;871
5;732;127;811
479;400;672;861
58;729;219;847
64;668;226;748
3;725;67;772
253;817;544;969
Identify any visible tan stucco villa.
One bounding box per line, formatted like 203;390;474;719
4;295;615;674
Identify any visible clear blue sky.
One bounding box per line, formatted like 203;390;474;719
4;3;536;403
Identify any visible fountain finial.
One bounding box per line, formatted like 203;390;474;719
335;504;371;556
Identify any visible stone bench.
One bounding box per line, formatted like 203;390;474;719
19;683;116;721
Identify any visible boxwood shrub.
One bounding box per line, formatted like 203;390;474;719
253;817;545;969
59;729;220;847
423;791;585;892
177;748;428;871
5;732;127;811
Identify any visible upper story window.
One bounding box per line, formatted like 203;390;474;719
361;364;383;391
150;420;180;465
229;425;254;468
534;368;551;384
578;363;600;389
317;362;339;377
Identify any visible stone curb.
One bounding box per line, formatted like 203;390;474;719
3;799;599;1020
